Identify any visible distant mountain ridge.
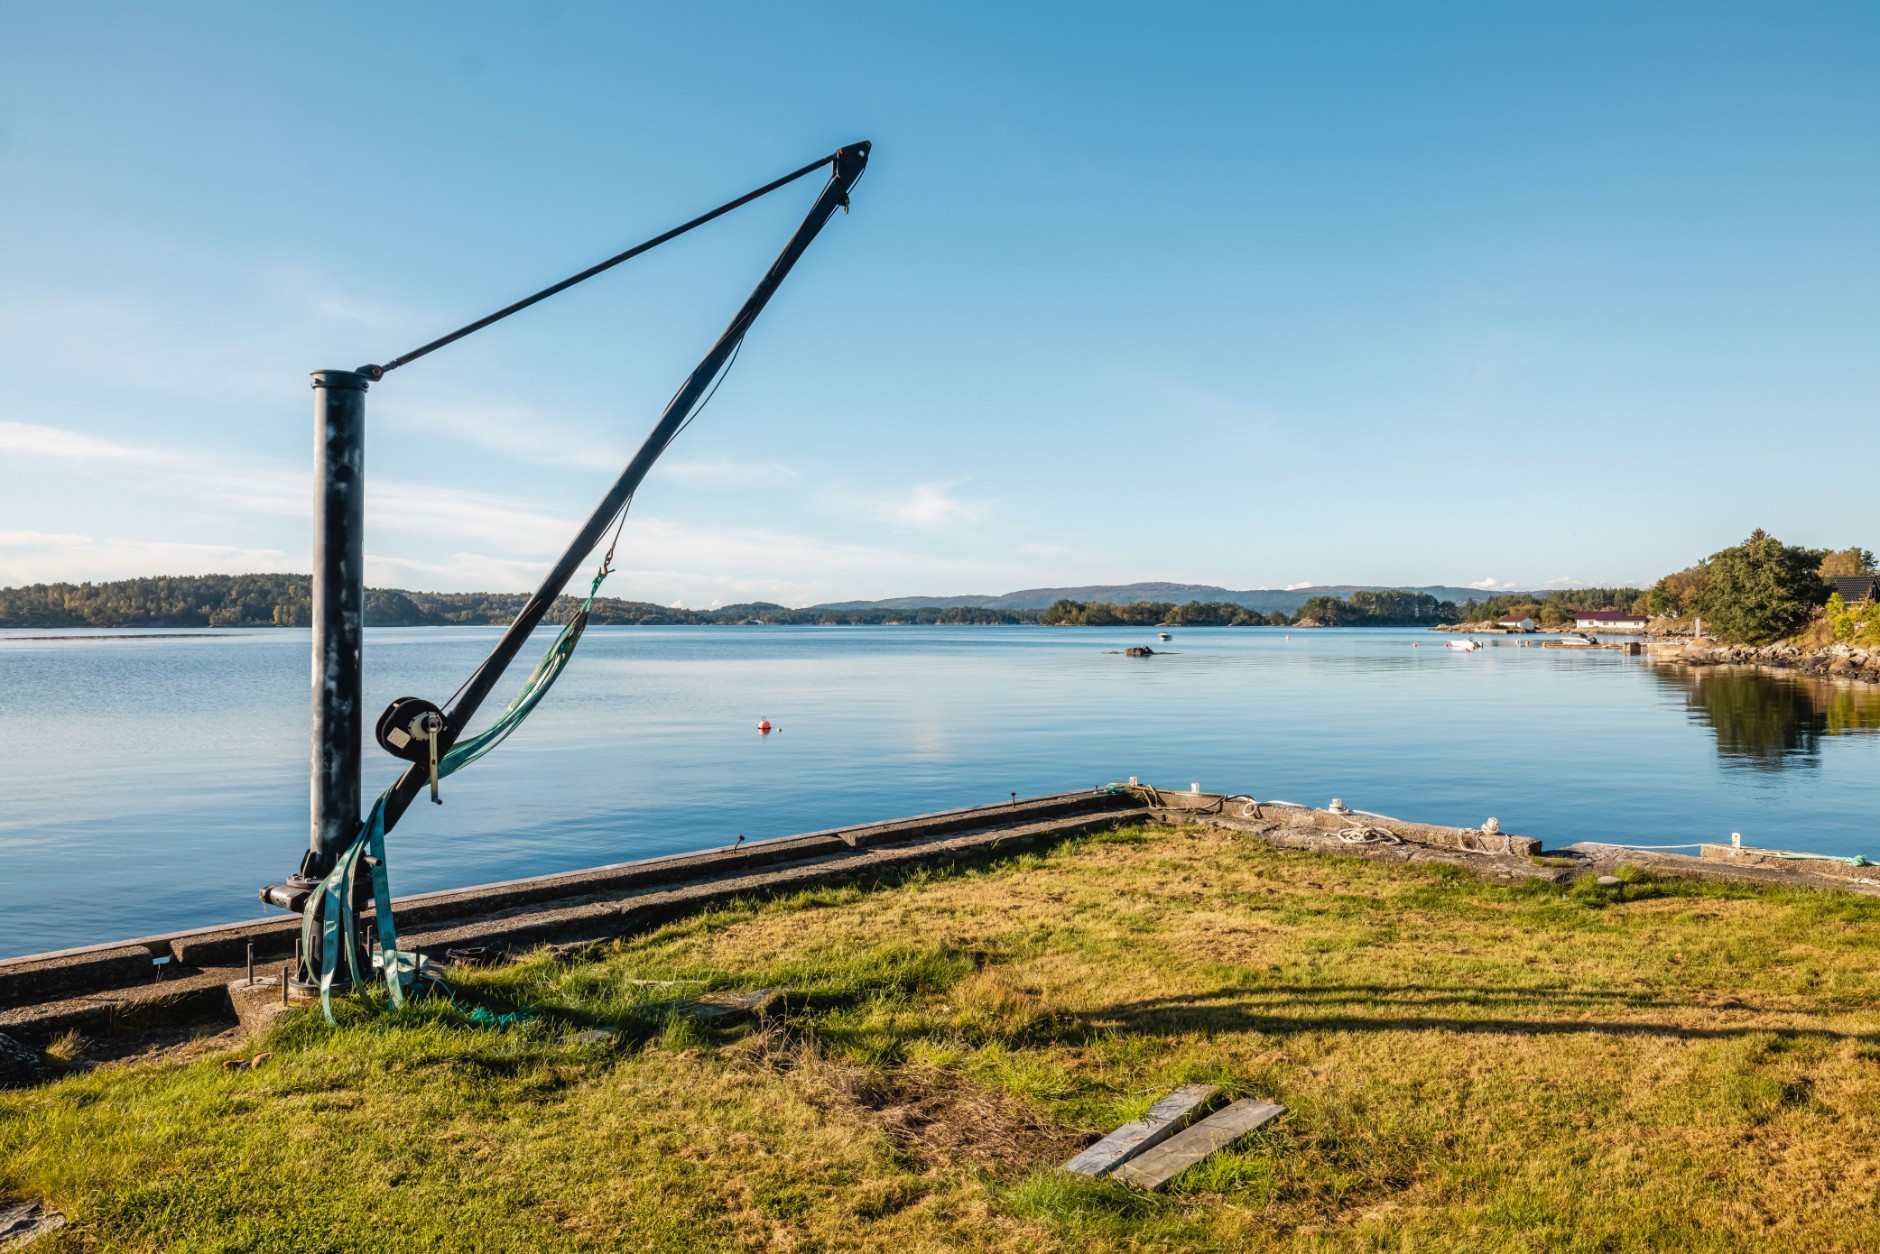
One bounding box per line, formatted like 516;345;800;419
812;582;1514;616
0;575;1523;629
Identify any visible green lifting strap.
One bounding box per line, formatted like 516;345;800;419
301;571;609;1022
1774;850;1873;867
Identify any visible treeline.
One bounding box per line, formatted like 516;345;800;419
1;576;1499;631
1452;587;1642;629
1440;532;1878;645
0;575;319;628
1040;599;1284;627
1038;591;1460;627
1291;589;1457;627
703;604;1037;626
0;576;1045;629
1640;534;1875;645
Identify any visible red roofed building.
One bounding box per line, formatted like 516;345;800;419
1573;609;1649;632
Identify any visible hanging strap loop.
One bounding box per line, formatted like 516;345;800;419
301;572;612;1022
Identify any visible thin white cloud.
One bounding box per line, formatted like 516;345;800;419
0;419;580;555
372;396;627;471
0;421;185;466
360;513;1004;603
619;516;990;582
1468;577;1518;590
873;483;990;531
365;551;559;591
371;403;801;485
368;482;579;553
0;420;1015;604
649;457;799;487
206;465;307;518
0;530;295;584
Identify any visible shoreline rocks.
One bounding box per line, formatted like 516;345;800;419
1428;623;1880;684
1647;640;1880;684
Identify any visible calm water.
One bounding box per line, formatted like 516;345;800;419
2;626;1877;960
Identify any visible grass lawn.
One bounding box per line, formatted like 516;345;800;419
5;823;1880;1252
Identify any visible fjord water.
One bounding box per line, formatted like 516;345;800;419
2;625;1877;960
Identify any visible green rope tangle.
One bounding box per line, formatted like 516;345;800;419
301;572;607;1022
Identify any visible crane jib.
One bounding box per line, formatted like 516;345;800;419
263;142;871;950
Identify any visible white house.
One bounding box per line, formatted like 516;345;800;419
1497;616;1537;632
1573;609;1649;632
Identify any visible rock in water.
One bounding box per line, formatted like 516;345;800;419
1124;646;1156;657
0;1033;43;1088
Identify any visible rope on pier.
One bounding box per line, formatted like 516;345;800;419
1337;825;1403;845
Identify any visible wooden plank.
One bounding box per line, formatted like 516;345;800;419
1110;1099;1286;1190
1061;1084;1219;1177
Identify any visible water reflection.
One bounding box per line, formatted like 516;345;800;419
1653;666;1880;769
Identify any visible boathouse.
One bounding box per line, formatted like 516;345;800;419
1497;615;1538;632
1573;609;1649;632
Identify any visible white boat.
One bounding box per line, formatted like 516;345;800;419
1444;638;1481;651
1158;632;1171;641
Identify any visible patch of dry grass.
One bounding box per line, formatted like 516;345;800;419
5;823;1880;1251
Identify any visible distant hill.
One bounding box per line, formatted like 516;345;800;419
813;582;1514;616
0;575;1523;629
0;576;1033;628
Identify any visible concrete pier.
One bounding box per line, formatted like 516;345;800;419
5;786;1874;1054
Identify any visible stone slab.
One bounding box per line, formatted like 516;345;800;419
0;1198;66;1248
1063;1084;1219;1177
1111;1099;1286;1190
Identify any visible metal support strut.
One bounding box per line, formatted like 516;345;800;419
260;141;871;952
299;370;368;889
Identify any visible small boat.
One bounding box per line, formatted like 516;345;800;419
1444;638;1481;651
1158;632;1171;641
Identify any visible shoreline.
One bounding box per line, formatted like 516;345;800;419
1644;638;1880;685
5;787;1875;1050
1434;622;1880;686
6;624;1879;685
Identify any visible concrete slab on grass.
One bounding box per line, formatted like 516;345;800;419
1110;1099;1286;1190
0;1198;67;1248
1063;1084;1219;1177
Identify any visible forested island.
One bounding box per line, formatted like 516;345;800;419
0;578;1464;630
0;576;1040;629
3;533;1873;647
1040;589;1458;627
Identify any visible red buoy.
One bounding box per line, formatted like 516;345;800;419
758;719;772;734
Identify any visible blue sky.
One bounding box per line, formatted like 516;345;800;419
2;3;1875;605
